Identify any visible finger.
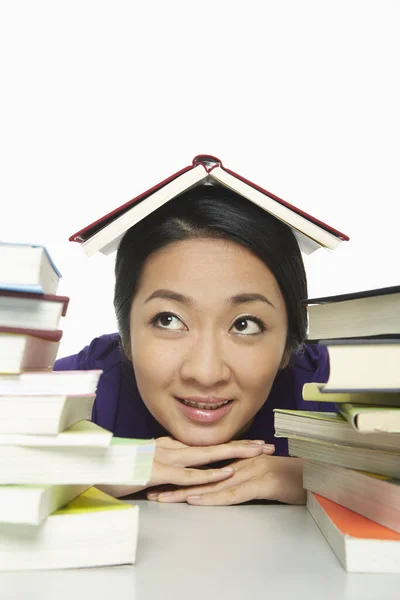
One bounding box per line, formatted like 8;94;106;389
160;441;275;468
147;485;177;501
186;480;262;506
154;464;235;487
155;462;257;503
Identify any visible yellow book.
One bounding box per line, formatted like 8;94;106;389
0;487;139;571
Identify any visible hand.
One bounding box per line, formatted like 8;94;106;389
97;436;275;498
147;455;306;506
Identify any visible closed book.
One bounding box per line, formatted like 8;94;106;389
304;285;400;340
303;461;400;534
0;437;155;484
307;491;400;573
0;332;59;374
0;290;69;331
288;437;400;478
0;484;90;525
302;382;400;406
0;393;95;435
69;154;348;257
0;420;113;447
0;487;139;570
320;338;400;392
0;369;102;396
274;409;400;452
338;403;400;433
0;242;61;295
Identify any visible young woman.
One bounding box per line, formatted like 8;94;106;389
55;185;333;505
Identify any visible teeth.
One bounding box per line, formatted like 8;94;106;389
180;399;230;410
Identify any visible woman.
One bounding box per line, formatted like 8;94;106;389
55;185;333;505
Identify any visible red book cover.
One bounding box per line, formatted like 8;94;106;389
69;154;349;244
312;493;400;540
0;326;63;342
0;290;69;317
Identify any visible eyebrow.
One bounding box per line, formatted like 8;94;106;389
144;289;276;309
228;293;276;309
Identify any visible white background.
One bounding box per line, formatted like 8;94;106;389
1;1;399;358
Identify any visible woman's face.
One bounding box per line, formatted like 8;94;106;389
129;238;289;446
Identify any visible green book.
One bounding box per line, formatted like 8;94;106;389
302;382;400;406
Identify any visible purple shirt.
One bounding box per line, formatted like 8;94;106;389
54;333;334;456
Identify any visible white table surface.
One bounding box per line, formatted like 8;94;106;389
1;500;399;600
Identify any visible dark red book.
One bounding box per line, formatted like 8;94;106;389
69;154;349;257
0;326;63;343
0;291;69;332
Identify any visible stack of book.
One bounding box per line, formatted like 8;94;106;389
0;242;155;571
274;285;400;573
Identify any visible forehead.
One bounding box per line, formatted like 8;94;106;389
136;238;285;307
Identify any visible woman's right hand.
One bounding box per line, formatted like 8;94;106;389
97;436;275;498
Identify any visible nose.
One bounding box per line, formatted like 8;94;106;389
179;331;232;388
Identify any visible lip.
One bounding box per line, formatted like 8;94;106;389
175;397;233;424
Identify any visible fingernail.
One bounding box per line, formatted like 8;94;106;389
262;444;275;452
147;493;159;500
248;440;265;445
187;495;201;502
221;467;234;474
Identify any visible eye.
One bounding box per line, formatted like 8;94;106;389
230;316;266;336
151;312;187;331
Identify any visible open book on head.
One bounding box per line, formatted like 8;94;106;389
69;154;349;257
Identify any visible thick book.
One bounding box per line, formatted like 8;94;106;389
0;393;96;435
0;484;90;525
0;437;155;484
0;369;103;396
338;403;400;433
303;461;400;534
0;420;113;447
0;242;61;295
288;437;400;478
0;325;63;343
302;382;400;406
319;338;400;392
0;290;69;331
0;487;139;570
307;492;400;573
274;409;400;453
69;154;349;257
304;285;400;340
0;331;60;374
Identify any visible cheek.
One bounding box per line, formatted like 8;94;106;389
131;334;179;395
232;340;286;400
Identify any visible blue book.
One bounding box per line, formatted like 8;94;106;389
0;242;61;295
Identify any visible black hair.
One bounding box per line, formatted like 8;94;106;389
114;184;308;362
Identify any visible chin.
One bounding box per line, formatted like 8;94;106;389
171;424;234;447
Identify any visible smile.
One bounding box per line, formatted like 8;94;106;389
175;397;234;423
179;398;231;410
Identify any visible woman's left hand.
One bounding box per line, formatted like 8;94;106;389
147;455;306;506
